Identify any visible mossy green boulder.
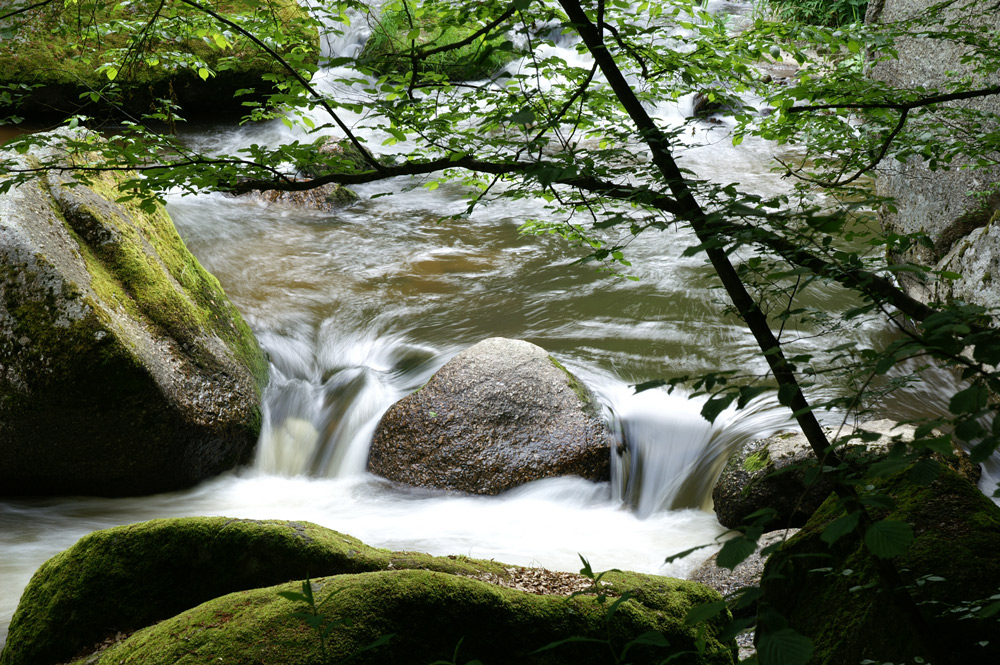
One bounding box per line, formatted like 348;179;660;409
2;517;737;665
74;570;735;665
360;0;518;81
0;0;318;120
0;128;268;497
758;465;1000;663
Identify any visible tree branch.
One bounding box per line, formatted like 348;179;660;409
787;83;1000;114
0;0;56;23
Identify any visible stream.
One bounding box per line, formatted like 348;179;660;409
1;0;994;648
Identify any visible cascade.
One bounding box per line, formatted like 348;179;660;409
4;0;989;649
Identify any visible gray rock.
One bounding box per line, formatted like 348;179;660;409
867;0;1000;300
689;530;799;608
0;129;268;497
712;420;914;530
689;529;799;662
367;337;613;494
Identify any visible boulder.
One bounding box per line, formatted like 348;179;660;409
1;517;737;665
0;0;318;121
367;337;614;494
689;530;799;618
61;571;735;665
238;180;358;211
689;530;800;663
0;128;268;497
867;0;1000;302
0;517;515;665
712;420;916;530
758;466;1000;663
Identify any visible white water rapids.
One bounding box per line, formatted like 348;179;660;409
2;0;995;648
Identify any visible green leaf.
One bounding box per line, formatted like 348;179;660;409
717;535;756;570
908;457;941;485
820;511;860;546
950;382;988;415
979;600;1000;618
701;393;736;423
510;107;536;125
864;520;914;558
198;67;211;81
663;542;711;564
106;67;119;81
684;600;727;625
757;628;813;665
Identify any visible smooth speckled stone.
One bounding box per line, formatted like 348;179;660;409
367;337;614;494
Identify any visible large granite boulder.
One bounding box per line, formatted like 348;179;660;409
2;517;737;665
758;466;1000;663
712;421;916;530
367;337;614;495
0;129;268;497
0;0;318;120
867;0;1000;302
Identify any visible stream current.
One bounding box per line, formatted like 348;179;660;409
1;0;992;647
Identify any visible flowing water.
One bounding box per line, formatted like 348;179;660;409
1;0;993;648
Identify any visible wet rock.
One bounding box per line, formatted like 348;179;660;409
867;0;1000;301
0;128;268;497
759;465;1000;663
713;418;982;532
237;180;358;211
689;530;799;617
711;420;915;530
367;337;614;495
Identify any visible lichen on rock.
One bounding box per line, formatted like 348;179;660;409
0;128;268;497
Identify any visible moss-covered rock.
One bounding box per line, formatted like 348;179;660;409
0;128;268;497
74;570;734;665
359;0;518;81
712;421;925;531
758;465;1000;663
0;0;318;120
2;517;736;665
368;337;614;495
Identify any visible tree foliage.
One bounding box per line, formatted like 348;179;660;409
2;0;1000;661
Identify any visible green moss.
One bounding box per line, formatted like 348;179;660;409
3;517;738;665
548;356;600;416
741;449;771;473
0;518;521;665
360;1;517;81
52;167;267;389
0;0;318;119
761;466;1000;663
76;568;735;665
